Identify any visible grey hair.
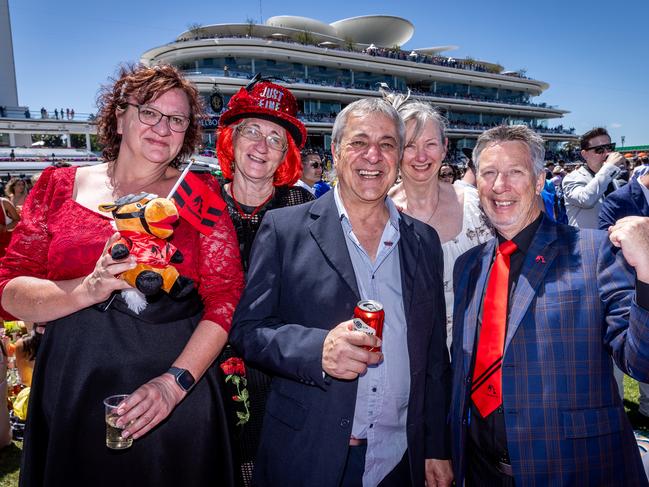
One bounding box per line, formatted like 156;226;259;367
331;98;405;159
383;92;448;144
473;125;546;175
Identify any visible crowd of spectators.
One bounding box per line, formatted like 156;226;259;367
38;107;76;120
297;112;337;123
0;106;31;119
176;31;531;79
184;67;546;110
0;151;101;165
0;106;92;121
445;119;574;135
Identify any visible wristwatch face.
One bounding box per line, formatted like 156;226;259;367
177;370;195;391
169;367;195;391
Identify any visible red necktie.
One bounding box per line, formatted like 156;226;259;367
471;240;518;418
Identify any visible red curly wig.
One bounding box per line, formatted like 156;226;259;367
216;124;302;187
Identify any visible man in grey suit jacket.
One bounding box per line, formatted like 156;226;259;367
562;127;625;228
230;98;452;487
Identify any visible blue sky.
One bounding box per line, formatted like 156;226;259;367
7;0;649;146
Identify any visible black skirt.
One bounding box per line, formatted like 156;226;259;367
19;291;234;487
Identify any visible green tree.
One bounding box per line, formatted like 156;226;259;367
245;18;256;37
344;36;356;52
31;134;64;148
70;133;101;152
187;22;206;39
295;29;316;46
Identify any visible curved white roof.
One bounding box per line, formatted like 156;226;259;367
236;14;415;48
177;15;415;48
266;16;338;38
414;45;460;55
331;15;414;47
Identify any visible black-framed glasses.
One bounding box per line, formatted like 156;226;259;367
309;161;323;169
586;142;616;155
236;124;287;152
126;103;190;133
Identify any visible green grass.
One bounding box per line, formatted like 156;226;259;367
0;376;645;486
0;441;21;487
624;374;649;433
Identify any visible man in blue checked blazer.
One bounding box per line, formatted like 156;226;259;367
451;125;649;486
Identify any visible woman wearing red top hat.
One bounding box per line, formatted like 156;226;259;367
216;74;314;273
216;75;313;486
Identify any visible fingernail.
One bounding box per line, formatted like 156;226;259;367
122;430;130;438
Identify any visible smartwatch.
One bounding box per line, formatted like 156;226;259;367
166;367;195;392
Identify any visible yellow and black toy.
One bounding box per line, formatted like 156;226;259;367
99;192;193;298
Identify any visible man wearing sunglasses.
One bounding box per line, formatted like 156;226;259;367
562;127;626;229
295;149;324;196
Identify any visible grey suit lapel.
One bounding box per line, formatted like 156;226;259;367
308;192;360;299
504;217;559;351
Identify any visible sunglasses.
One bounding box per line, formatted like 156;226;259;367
310;162;323;169
586;143;616;155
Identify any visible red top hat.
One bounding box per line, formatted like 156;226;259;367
219;76;306;148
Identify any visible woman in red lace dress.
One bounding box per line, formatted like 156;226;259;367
0;65;244;487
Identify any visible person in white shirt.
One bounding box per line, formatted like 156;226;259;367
562;127;625;229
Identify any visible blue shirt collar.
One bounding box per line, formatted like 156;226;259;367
333;184;400;231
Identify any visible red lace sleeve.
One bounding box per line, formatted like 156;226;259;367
196;175;244;332
0;167;62;319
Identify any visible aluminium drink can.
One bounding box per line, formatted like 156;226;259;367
353;300;384;352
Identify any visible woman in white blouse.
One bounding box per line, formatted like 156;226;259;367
388;97;493;350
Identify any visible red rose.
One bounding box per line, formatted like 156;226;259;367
220;357;246;377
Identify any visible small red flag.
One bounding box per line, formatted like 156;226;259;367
173;172;226;236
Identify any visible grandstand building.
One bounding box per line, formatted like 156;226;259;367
141;14;576;153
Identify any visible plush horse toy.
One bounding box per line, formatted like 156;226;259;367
99;193;194;303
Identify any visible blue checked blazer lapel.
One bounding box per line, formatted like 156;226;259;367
504;216;559;352
308;192;360;300
631;178;649;216
463;238;497;372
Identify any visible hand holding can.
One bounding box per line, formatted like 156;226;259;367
353;300;384;353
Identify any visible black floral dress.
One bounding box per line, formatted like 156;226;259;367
218;180;314;487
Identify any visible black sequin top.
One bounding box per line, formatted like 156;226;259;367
219;180;314;273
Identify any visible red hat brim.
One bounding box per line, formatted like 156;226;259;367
219;107;306;149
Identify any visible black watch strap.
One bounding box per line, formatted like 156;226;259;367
167;366;195;392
